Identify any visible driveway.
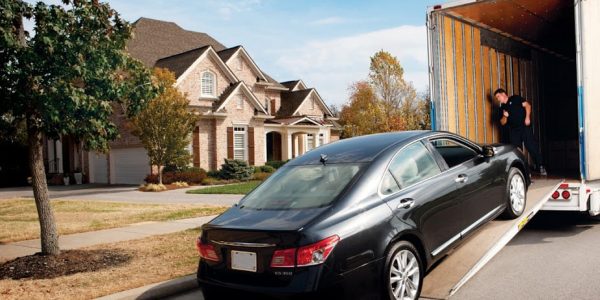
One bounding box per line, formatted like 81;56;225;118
0;184;242;206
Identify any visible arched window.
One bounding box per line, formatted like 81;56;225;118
201;71;215;97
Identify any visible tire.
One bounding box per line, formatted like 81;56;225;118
382;241;423;300
501;167;527;219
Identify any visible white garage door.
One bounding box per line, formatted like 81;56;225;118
89;152;108;184
112;148;150;185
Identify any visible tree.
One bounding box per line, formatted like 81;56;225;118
339;81;388;137
132;68;198;185
0;0;156;255
369;50;419;130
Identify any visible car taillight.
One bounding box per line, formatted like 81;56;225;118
559;183;569;189
552;191;560;199
270;248;296;268
270;235;340;268
562;190;571;199
196;238;220;262
297;235;340;266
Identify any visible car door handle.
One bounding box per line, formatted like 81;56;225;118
455;174;468;184
398;198;414;209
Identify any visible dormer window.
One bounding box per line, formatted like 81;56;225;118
201;71;216;97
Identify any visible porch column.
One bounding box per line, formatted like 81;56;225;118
282;131;292;161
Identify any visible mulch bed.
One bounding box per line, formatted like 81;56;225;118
0;249;132;280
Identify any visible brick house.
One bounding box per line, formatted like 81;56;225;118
83;18;341;184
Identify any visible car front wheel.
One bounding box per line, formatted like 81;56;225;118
502;167;527;219
383;241;423;300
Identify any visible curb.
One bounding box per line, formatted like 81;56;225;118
96;274;198;300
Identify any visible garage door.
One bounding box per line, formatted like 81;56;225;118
111;148;150;185
89;152;108;184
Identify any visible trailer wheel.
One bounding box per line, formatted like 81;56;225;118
383;241;423;300
502;167;527;219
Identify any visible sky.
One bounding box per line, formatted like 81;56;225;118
24;0;443;107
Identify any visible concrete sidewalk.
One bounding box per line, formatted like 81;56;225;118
0;215;216;262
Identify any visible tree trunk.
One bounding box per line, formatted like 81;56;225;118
27;124;60;255
158;167;163;185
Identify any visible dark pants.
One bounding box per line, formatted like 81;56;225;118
509;126;542;168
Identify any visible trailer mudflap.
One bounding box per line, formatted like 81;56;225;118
420;178;562;299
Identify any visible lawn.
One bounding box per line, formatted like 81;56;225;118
0;199;227;243
0;228;201;300
186;180;262;195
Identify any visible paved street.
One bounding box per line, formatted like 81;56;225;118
0;184;243;206
165;211;600;300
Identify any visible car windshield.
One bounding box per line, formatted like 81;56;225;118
240;164;363;210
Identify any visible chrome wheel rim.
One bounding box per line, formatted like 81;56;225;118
389;249;420;300
510;174;525;213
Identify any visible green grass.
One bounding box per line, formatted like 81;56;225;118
187;180;262;195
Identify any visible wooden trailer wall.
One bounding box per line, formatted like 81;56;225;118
430;14;541;145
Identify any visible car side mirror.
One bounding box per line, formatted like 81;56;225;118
482;145;495;158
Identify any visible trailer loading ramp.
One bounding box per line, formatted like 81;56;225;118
421;178;562;299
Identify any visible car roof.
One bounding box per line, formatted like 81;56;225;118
287;130;432;165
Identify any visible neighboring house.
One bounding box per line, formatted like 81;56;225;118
82;18;341;184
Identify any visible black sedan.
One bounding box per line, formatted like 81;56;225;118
196;131;530;300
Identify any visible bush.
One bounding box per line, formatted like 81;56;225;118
172;181;189;187
207;170;221;179
219;159;254;181
144;168;207;184
252;172;271;181
257;165;275;173
141;183;167;192
265;160;288;169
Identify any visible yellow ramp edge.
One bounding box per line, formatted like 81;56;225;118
420;178;563;299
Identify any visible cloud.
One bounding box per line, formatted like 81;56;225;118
274;25;428;107
309;17;346;26
211;0;262;20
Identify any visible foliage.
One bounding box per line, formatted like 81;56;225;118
141;183;167;192
0;0;157;255
132;68;198;184
219;159;254;181
172;181;189;187
255;165;275;173
252;172;271;181
339;50;428;137
265;160;288;169
144;168;207;185
206;170;222;179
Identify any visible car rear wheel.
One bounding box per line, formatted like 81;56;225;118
383;241;423;300
502;167;527;219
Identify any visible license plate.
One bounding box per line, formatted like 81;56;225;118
231;250;257;272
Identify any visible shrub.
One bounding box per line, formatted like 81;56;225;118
172;181;189;187
219;159;254;181
258;165;275;173
265;160;288;169
252;172;271;181
207;170;221;179
144;168;207;184
141;183;167;192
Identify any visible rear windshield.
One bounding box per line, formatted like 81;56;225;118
240;164;363;210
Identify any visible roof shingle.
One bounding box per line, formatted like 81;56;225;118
154;46;210;77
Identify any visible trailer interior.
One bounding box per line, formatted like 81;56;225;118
424;0;578;298
429;0;579;179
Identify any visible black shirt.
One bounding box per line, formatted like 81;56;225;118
499;95;526;129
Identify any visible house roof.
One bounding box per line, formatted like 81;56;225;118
213;81;268;114
279;89;314;116
127;17;226;67
212;82;243;110
155;46;210;77
217;46;242;63
280;80;300;90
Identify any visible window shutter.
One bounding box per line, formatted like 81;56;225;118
193;126;200;167
227;127;234;159
248;127;255;165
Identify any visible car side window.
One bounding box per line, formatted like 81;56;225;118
381;170;401;195
387;142;441;189
431;138;478;168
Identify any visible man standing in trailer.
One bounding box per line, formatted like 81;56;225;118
494;88;547;176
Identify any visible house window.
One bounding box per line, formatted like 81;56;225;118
201;71;216;97
318;133;325;147
236;97;244;110
234;126;247;160
306;134;314;151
